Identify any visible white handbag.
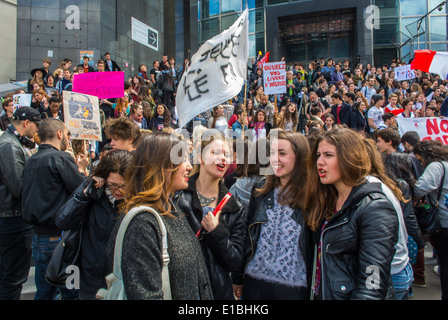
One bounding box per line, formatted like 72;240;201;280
96;206;172;300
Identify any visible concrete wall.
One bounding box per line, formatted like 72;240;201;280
0;0;17;83
16;0;164;82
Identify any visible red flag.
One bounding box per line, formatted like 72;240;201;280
257;52;270;67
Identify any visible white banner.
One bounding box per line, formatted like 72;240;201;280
175;10;249;129
396;117;448;145
263;62;286;95
394;64;415;82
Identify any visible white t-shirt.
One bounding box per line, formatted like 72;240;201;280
367;106;384;132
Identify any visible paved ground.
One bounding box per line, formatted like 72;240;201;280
20;243;442;300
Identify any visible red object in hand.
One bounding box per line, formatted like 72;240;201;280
196;193;232;237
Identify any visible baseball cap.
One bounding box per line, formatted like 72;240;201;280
13;107;42;124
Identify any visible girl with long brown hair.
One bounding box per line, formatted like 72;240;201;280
106;132;213;300
233;129;313;300
174;129;246;300
303;128;398;300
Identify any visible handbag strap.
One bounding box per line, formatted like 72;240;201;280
113;205;171;300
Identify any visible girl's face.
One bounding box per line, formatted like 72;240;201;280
257;112;265;122
107;173;126;200
135;105;143;116
200;140;231;179
316;139;342;186
257;87;264;95
426;108;435;117
157;105;165;115
270;138;296;184
170;155;193;193
405;101;413;111
325;117;335;127
288;104;296;113
358;102;366;112
217;105;225;117
34;93;42;101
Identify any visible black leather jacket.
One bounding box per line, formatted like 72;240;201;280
314;181;398;300
231;179;314;293
173;173;246;300
0;128;28;220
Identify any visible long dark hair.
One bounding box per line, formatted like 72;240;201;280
413;140;448;168
257;130;309;209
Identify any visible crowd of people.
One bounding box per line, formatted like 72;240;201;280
0;51;448;302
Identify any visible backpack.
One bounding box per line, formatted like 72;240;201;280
96;206;171;300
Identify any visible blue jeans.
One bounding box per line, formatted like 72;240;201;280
391;262;414;300
32;235;79;300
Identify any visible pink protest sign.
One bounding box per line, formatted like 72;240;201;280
72;71;125;99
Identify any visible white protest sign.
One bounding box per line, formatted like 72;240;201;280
175;9;249;129
62;91;102;141
12;94;32;113
263;62;286;95
396;117;448;145
394;64;415;82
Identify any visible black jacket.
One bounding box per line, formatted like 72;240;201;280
0;126;33;233
350;109;368;133
22;144;85;236
313;181;398;300
77;64;95;73
173;173;246;300
330;102;352;126
56;179;122;299
104;60;121;72
397;180;426;249
232;179;314;293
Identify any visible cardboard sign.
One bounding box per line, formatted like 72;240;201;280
63;91;102;142
394;64;416;82
263;62;286;95
72;71;125;99
12;94;32;113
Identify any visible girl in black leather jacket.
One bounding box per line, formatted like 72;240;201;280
174;130;246;300
303;128;399;300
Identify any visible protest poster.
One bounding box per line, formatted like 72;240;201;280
394;64;415;82
12;94;32;113
72;71;125;99
263;61;286;95
62;91;102;142
175;9;249;129
396;117;448;145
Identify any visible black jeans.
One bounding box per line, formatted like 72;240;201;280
0;229;33;300
432;228;448;300
242;275;309;300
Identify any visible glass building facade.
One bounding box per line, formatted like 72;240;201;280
197;0;448;66
375;0;448;65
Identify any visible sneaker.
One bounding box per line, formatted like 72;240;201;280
413;279;426;288
434;265;440;276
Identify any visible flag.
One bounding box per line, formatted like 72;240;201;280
175;10;249;129
257;52;270;68
411;50;448;80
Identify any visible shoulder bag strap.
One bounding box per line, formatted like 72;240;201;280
113;205;171;300
436;162;446;205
